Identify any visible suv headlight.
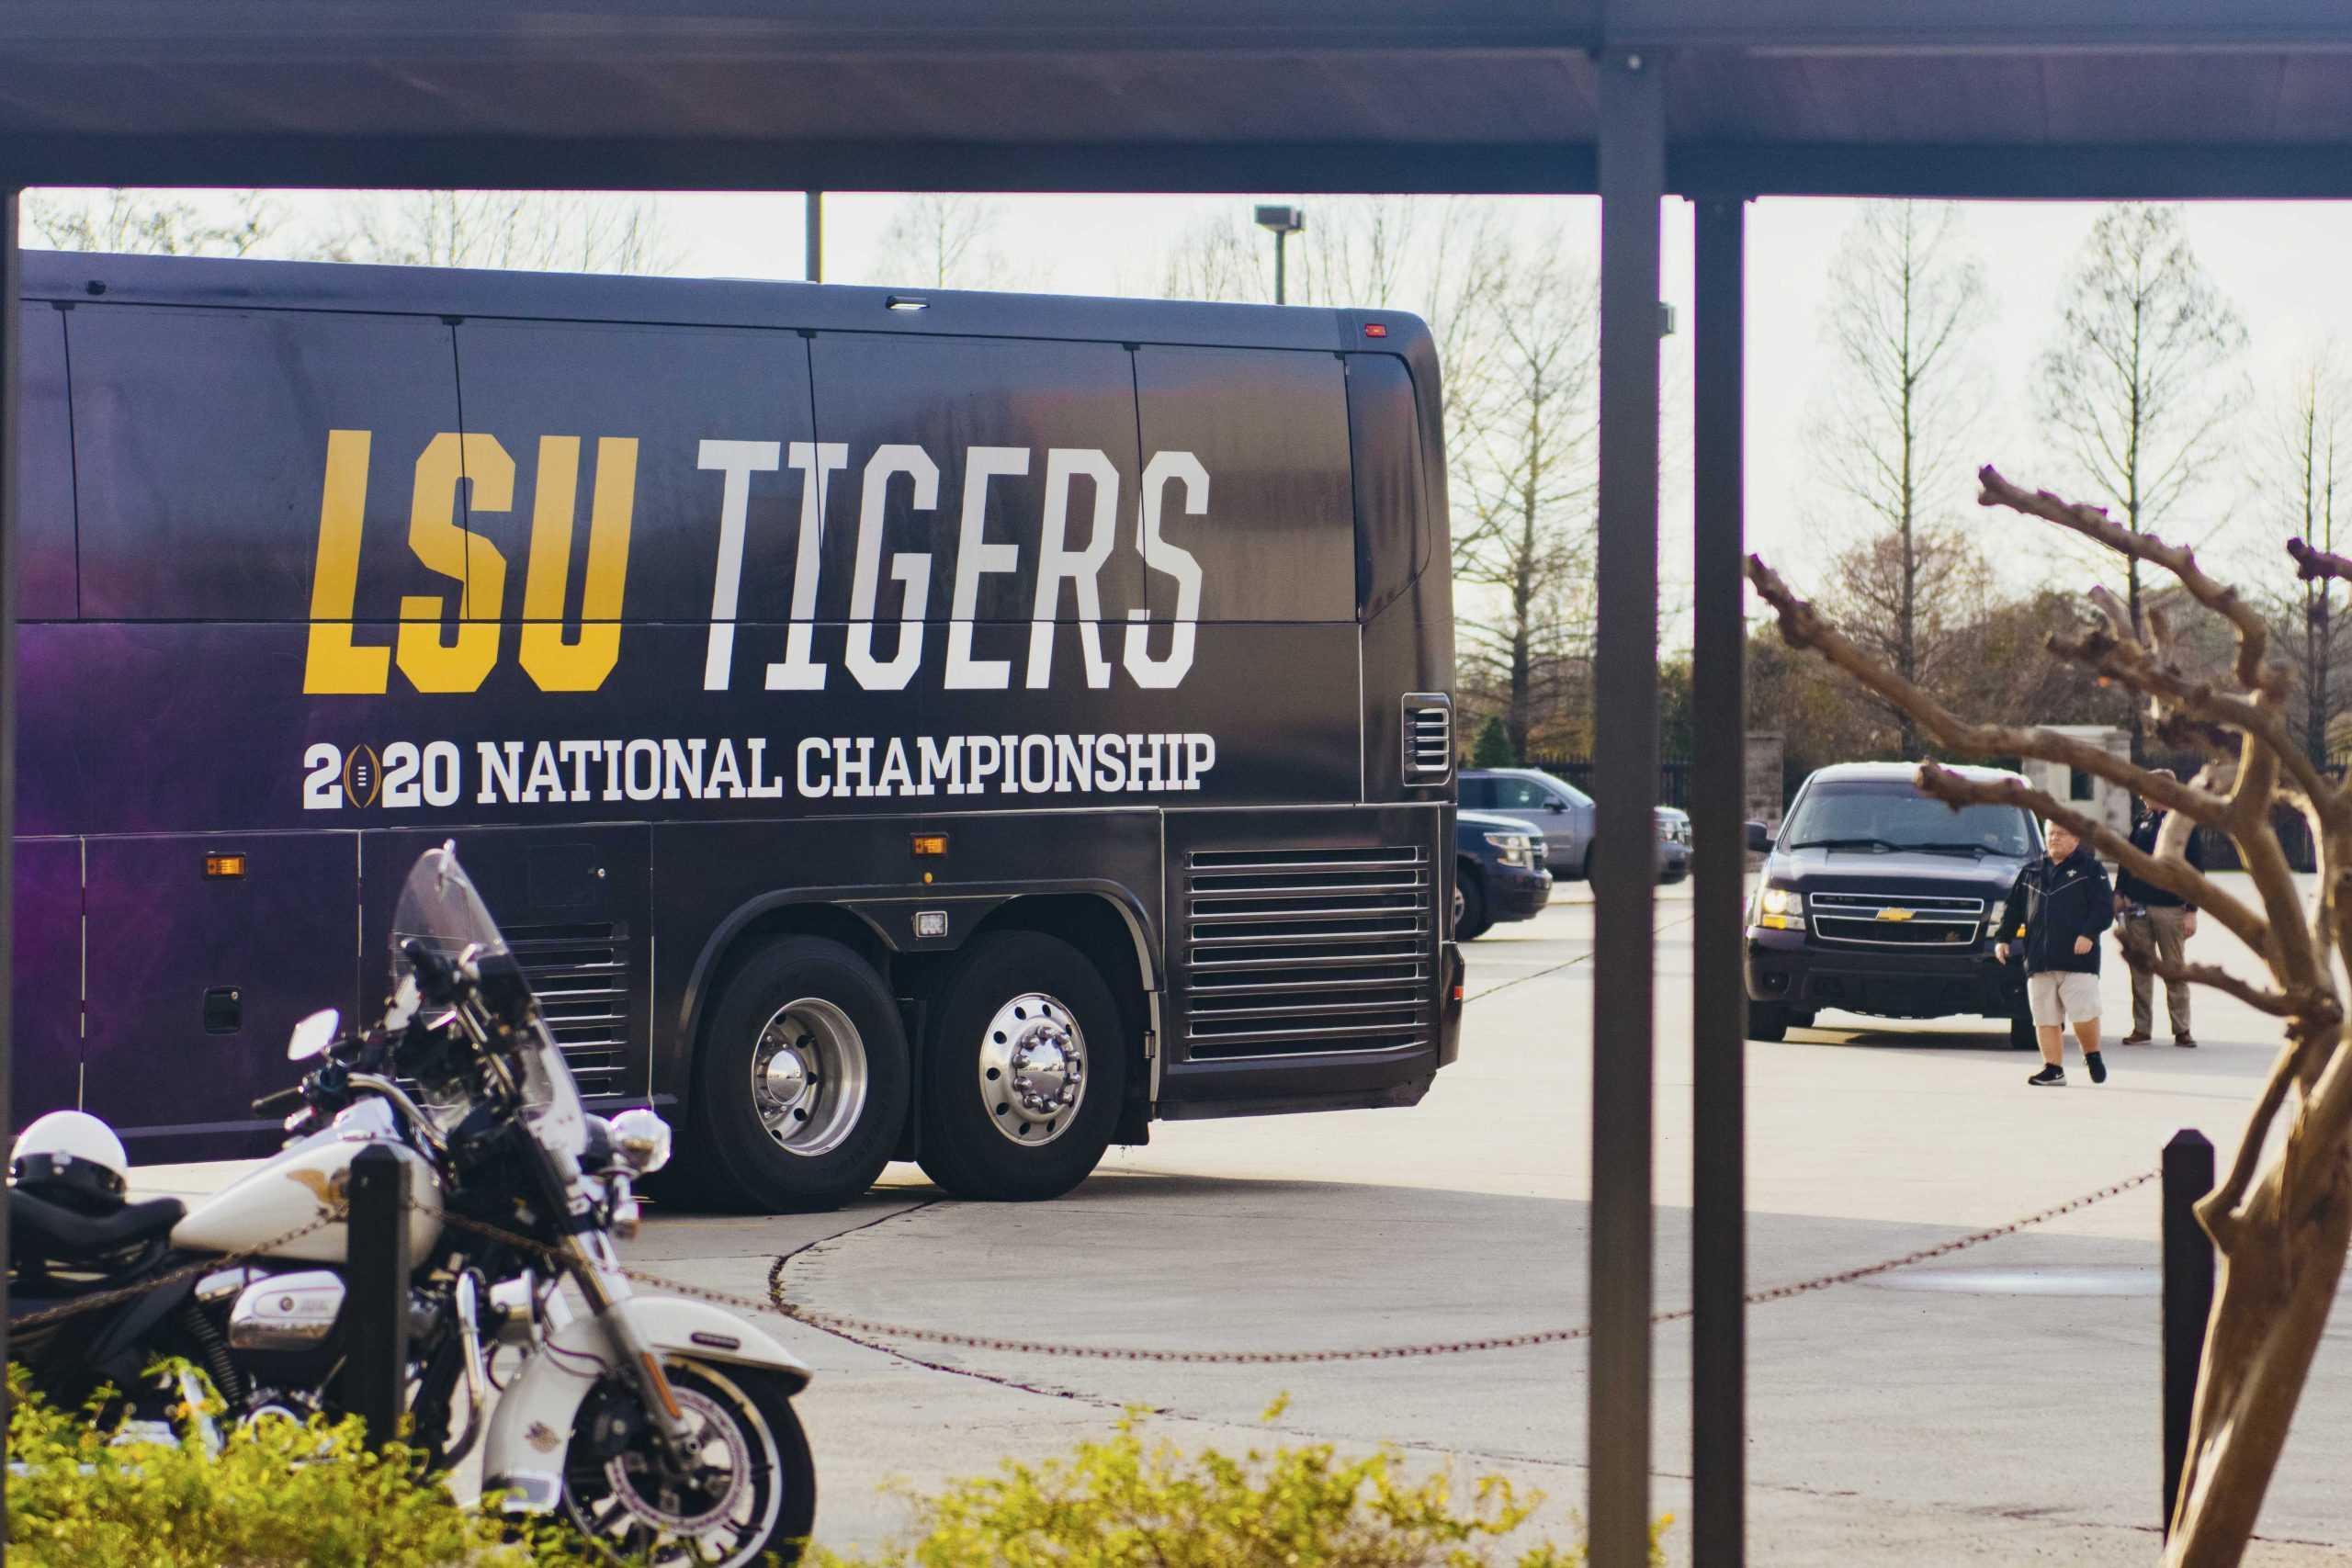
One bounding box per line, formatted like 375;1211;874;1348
1484;831;1533;868
1756;885;1804;930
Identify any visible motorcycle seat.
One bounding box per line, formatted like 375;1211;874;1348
10;1190;187;1261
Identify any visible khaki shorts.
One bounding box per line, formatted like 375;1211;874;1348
2027;971;2101;1026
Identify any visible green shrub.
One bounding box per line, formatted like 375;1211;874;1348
808;1401;1668;1568
6;1366;587;1568
1471;716;1517;770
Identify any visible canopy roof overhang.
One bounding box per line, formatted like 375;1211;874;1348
7;0;2352;197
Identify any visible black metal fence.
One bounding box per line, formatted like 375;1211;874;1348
1524;754;1694;810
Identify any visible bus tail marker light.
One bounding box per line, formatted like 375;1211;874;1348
911;833;949;858
1363;321;1389;337
205;853;247;879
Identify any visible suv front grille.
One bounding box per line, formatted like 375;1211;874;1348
1183;846;1434;1061
504;922;631;1096
1809;892;1985;948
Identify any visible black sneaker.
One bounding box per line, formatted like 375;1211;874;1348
2028;1064;2065;1087
2086;1051;2107;1085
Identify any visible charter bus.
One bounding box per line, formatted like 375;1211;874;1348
9;251;1460;1211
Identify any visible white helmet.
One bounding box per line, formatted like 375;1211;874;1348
11;1110;130;1211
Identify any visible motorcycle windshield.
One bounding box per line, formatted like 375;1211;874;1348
390;843;588;1165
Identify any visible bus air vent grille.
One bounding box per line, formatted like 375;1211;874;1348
1182;846;1432;1060
503;922;631;1098
1402;694;1453;781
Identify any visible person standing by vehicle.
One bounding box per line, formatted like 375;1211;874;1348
1996;819;2114;1087
2114;769;2202;1047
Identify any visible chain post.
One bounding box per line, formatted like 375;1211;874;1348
2162;1129;2216;1538
346;1145;412;1450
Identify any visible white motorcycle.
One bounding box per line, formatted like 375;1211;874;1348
8;843;816;1565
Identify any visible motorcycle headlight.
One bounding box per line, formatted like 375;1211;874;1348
609;1108;674;1175
1756;886;1804;930
1484;831;1533;868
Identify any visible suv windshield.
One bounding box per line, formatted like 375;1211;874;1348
1781;781;2036;858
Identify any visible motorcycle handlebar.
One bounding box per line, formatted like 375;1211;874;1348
251;1085;305;1117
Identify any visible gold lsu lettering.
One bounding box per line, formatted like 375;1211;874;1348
304;430;638;695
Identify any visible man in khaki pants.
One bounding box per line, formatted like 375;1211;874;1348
2115;770;2202;1047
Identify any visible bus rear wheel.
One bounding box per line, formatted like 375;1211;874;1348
916;931;1127;1202
685;936;911;1213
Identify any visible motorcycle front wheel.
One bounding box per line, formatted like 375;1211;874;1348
560;1359;816;1567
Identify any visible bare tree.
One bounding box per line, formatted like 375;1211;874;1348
1808;201;1990;756
26;187;279;256
322;191;673;274
1752;464;2352;1568
1449;246;1600;761
2037;204;2247;754
1160;212;1268;303
2258;355;2352;768
874;194;1009;288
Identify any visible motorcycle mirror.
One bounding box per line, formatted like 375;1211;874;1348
608;1108;674;1175
286;1008;342;1062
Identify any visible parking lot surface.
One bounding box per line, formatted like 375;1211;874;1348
139;874;2352;1563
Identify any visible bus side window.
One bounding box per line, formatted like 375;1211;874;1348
68;305;461;622
1135;345;1352;624
17;304;75;619
1346;354;1425;621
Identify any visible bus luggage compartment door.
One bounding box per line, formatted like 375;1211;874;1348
11;839;85;1133
363;827;651;1106
82;832;360;1163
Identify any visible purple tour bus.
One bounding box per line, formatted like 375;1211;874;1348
10;250;1460;1210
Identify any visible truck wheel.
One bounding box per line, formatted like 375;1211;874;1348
1747;998;1789;1043
916;931;1127;1201
1455;865;1493;941
684;937;912;1213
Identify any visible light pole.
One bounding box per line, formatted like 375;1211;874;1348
1254;203;1304;304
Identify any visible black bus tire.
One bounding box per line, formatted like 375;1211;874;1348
1456;866;1493;941
684;937;911;1213
915;931;1128;1201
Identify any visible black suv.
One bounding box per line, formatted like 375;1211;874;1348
1743;762;2040;1047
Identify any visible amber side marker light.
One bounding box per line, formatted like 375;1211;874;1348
911;833;949;858
1363;321;1389;337
205;853;247;879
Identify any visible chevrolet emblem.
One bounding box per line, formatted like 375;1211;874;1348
1875;908;1916;922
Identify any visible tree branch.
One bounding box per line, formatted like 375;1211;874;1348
1979;465;2289;700
1747;553;2233;829
2113;924;2298;1017
1913;761;2268;954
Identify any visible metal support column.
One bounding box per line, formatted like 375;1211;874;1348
805;190;824;282
1690;193;1748;1568
0;190;20;1505
1591;48;1666;1568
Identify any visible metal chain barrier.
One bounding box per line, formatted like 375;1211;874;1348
13;1168;2157;1360
10;1213;344;1332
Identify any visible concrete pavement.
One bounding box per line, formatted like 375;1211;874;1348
132;873;2352;1563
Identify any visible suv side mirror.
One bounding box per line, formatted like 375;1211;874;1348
1744;820;1771;853
1547;797;1568;813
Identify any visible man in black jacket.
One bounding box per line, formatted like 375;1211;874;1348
1996;819;2114;1087
2114;770;2202;1047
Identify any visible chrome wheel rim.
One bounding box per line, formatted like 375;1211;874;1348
976;991;1087;1147
561;1364;786;1568
751;998;869;1157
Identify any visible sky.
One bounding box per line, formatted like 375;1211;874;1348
36;187;2352;651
